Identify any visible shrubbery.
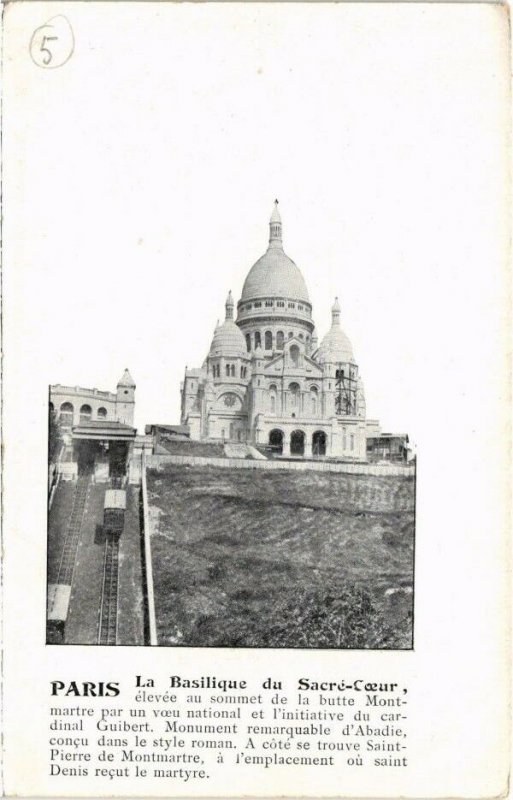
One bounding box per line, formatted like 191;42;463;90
185;584;412;649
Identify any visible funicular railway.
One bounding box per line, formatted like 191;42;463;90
47;474;91;641
55;475;90;585
47;418;144;645
97;488;126;645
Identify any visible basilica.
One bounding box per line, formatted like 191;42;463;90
180;203;380;459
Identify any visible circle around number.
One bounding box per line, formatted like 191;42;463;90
30;15;74;69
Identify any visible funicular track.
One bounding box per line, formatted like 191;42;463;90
98;534;120;645
55;475;90;585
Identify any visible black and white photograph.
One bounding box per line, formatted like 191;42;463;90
2;3;509;798
47;201;416;649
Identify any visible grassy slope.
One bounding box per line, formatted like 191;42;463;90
148;465;415;649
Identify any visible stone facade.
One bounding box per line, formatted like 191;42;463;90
180;203;380;460
50;369;136;430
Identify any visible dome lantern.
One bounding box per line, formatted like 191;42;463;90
225;290;234;321
332;297;341;325
269;199;282;248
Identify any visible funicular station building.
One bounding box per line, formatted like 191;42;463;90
47;370;149;645
50;369;150;484
181;202;381;460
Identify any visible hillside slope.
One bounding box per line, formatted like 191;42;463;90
147;464;415;649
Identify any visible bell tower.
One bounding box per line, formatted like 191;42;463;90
116;368;136;426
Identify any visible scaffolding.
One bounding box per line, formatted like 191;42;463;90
335;365;357;416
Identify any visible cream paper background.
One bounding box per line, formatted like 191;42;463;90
1;2;510;797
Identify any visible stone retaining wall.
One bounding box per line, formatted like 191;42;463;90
146;453;415;477
141;456;158;646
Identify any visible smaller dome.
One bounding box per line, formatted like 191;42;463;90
317;299;354;364
209;320;247;358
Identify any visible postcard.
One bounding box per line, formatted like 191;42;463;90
1;2;510;797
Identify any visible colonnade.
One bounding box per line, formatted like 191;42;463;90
268;428;328;457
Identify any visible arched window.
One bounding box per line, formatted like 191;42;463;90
276;331;284;350
269;429;284;455
231;365;235;377
226;364;230;377
288;331;293;339
312;430;327;456
97;407;108;419
269;384;277;414
265;331;273;350
290;345;300;366
290;430;305;455
246;334;251;352
254;331;261;349
60;402;73;427
289;382;300;410
298;333;304;340
79;404;92;424
310;386;318;415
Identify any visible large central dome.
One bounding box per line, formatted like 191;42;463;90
240;202;310;304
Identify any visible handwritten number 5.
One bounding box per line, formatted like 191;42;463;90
40;35;58;65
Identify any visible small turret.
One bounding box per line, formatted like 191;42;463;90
269;199;282;248
209;294;246;358
331;297;341;325
317;298;354;364
116;368;136;426
225;291;234;321
118;368;136;388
